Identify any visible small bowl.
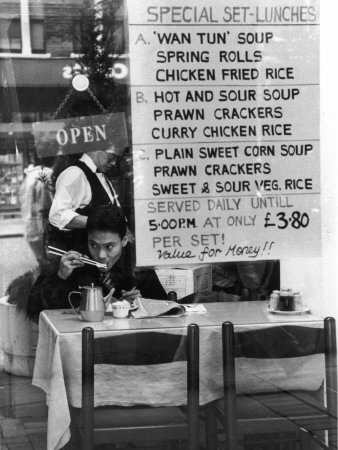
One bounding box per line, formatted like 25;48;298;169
112;301;130;318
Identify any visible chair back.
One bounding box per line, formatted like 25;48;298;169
82;324;200;450
221;317;337;450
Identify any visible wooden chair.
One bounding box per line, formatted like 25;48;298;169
216;317;337;450
77;324;201;450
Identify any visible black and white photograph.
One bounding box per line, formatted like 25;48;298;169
0;1;337;449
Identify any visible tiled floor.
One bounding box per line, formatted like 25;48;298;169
0;364;197;450
0;364;176;450
0;361;318;450
0;364;48;450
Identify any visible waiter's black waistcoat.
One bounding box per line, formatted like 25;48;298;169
47;160;116;251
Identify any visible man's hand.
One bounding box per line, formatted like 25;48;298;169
57;250;85;280
120;288;141;304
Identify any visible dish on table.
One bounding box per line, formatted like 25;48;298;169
267;307;310;315
104;301;138;315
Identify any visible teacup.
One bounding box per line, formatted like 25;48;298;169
112;300;130;318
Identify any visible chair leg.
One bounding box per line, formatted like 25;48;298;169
324;317;337;450
205;402;218;450
82;327;94;450
223;322;237;450
188;324;200;450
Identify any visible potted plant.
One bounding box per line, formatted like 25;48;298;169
0;266;40;376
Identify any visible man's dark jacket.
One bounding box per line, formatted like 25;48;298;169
27;244;167;322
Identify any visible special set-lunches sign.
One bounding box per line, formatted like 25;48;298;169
127;0;320;266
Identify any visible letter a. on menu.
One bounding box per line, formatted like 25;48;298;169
135;34;147;45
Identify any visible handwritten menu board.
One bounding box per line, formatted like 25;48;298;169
127;0;320;266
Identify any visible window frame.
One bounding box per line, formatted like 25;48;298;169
30;18;45;54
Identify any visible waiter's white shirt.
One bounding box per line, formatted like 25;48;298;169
49;154;120;230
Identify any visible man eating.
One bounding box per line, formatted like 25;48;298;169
27;204;168;322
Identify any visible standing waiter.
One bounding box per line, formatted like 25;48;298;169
48;147;124;251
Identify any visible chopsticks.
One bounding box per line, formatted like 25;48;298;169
47;246;107;269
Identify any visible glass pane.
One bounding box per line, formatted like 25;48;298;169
0;3;335;450
0;18;22;52
30;20;44;53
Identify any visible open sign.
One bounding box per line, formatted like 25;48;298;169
33;113;128;157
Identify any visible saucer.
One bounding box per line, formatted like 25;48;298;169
267;307;310;315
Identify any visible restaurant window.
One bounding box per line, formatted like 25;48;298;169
0;0;314;298
30;19;45;53
0;0;330;322
0;18;22;53
1;3;338;450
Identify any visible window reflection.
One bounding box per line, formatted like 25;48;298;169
0;0;280;308
30;19;45;54
0;18;22;53
212;260;280;301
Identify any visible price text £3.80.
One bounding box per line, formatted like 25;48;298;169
264;211;310;229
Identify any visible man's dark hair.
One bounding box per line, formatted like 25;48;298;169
86;204;127;238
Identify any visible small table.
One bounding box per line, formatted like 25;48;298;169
32;302;325;450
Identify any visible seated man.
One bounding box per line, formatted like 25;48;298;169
27;204;168;322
